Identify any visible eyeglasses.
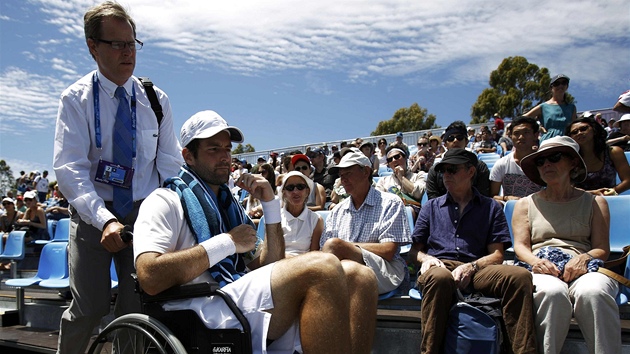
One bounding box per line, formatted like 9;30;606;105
294;165;310;172
2;203;12;206
437;165;465;175
386;154;404;163
93;38;143;51
284;183;308;192
569;125;590;136
24;198;34;202
417;142;427;147
446;134;466;143
378;142;386;145
534;152;566;167
551;80;568;87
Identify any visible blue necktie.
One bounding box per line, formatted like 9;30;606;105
113;86;133;218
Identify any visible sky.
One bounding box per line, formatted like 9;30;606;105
1;0;629;183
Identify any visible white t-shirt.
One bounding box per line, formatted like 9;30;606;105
281;206;320;256
489;154;542;198
34;176;49;193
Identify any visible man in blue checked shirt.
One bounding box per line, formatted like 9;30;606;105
321;150;411;295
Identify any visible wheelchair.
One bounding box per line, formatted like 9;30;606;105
87;274;253;354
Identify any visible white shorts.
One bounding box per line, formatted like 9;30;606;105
162;263;301;354
360;247;407;294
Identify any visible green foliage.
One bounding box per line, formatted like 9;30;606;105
371;103;438;136
0;160;15;194
232;144;255;154
470;56;575;123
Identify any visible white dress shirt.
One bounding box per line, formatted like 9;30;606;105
53;70;183;230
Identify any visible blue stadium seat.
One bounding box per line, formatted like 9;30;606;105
110;260;119;289
477;153;500;163
256;216;266;241
616;255;630;305
46;219;54;241
316;210;330;225
35;218;70;245
5;242;68;288
0;231;26;266
378;165;393;177
503;200;517;242
603;195;630;253
409;287;423;300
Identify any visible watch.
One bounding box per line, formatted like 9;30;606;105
470;261;479;272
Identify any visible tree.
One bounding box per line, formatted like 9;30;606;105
371;103;438;136
232;144;255;154
0;160;15;195
470;56;575;123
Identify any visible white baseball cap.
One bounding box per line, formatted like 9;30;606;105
329;151;372;175
618;114;630;123
180;110;244;147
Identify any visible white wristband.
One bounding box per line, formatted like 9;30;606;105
261;197;281;224
200;233;236;268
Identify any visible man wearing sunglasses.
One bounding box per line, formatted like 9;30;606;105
53;2;183;352
376;146;427;217
426;121;491;200
410;148;537;354
321;151;411;296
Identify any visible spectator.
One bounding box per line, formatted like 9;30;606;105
33;170;50;203
466;126;476;143
514;136;621;354
327;145;339;165
52;2;184;352
291;154;326;211
390;132;409;156
376;146;426;215
523;74;577;142
15;190;48;243
45;185;70;221
279;171;323;256
428;135;445;159
359;141;380;176
497;123;514;156
1;197;20;270
410;148;537;354
567;117;630;196
134;110;378;353
490;116;542;204
426;121;491;199
267;151;280;171
613;89;630;114
475;130;498;154
307;147;335;197
493;113;505;136
16;171;28;195
607;114;630;151
15;196;26;213
375;138;388;167
244;163;276;222
256;155;266;167
410;136;432;173
321;150;411;295
605;118;617;135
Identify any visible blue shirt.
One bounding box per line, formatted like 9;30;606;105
411;188;511;262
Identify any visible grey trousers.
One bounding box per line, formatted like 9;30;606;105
56;205;141;354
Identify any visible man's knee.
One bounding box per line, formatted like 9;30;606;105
505;266;534;292
341;260;377;291
289;252;345;282
321;237;351;256
419;266;455;293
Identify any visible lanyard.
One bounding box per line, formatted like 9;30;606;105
92;73;137;159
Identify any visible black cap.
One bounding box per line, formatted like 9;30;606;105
434;149;478;172
550;74;570;86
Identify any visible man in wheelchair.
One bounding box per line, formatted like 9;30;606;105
134;110;378;353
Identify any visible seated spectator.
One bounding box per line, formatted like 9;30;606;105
244;163;277;221
359;141;380;176
607;113;630;151
45;184;70;221
15;190;48;242
375;138;388;167
426;121;491;199
429;135;445;159
307;147;335;198
613;89;630;114
389;132;410;157
497;124;514;156
134;111;378;353
490;116;543;203
321;150;411;295
410;148;537;354
1;197;21;269
15;196;26;213
513;136;621;353
279;171;323;257
291;154;327;211
466;126;476;143
409;136;433;173
376;146;426;215
475;130;498;154
567;117;630;195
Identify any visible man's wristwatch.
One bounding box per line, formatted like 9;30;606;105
470;261;479;272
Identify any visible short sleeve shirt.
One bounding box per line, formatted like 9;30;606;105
489;154;542;197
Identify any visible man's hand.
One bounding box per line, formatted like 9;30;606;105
101;221;128;253
419;255;445;274
394;166;405;180
236;173;275;202
227;224;258;254
452;263;475;289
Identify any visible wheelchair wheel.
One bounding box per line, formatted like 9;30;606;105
87;313;188;354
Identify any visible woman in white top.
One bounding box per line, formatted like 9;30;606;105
280;171;324;257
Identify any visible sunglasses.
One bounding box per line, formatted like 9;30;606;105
417;142;427;147
386;154;404;163
378;142;386;145
446;134;466;142
24;198;35;202
551;80;568;87
294;165;309;172
285;183;308;192
437;165;465;174
2;203;12;206
534;152;566;167
569;125;590;136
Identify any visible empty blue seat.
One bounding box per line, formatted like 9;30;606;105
35;218;70;245
0;230;26;263
6;242;68;288
477;153;500;162
603;195;630;253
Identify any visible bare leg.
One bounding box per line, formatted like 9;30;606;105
341;260;378;353
321;237;364;264
266;252;352;353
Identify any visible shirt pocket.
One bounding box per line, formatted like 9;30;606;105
137;129;159;161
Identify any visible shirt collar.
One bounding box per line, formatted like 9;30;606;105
283;206;309;222
441;187;483;207
96;70;133;99
348;186;377;211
